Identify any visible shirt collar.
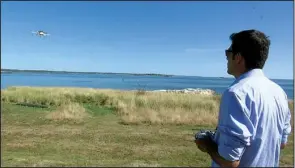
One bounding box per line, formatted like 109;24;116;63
232;68;265;84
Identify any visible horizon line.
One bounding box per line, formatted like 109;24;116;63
1;68;293;80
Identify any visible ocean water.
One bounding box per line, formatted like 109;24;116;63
1;72;294;99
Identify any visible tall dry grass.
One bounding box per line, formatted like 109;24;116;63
1;86;293;126
46;102;90;121
116;91;220;126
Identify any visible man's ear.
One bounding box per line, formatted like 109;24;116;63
234;53;244;64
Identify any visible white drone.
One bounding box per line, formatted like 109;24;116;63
32;30;50;37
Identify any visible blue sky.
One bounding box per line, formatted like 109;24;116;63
1;1;293;79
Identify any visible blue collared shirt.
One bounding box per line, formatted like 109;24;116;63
212;69;292;167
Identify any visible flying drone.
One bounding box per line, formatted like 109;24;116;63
32;30;50;37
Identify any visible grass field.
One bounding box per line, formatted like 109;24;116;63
1;87;294;167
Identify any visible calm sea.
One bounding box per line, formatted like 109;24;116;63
1;72;294;99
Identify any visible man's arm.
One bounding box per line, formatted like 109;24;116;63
201;91;253;167
281;104;292;149
202;138;240;167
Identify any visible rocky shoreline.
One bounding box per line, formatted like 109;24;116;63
148;88;217;96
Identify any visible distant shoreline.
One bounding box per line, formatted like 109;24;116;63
1;68;292;80
1;68;173;77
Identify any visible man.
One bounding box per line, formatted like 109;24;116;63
195;29;292;167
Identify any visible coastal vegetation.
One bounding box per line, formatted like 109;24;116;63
1;68;173;77
1;86;293;166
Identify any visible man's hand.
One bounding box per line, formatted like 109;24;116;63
195;137;240;167
195;138;211;153
281;143;287;149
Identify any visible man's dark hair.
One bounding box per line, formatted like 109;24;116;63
229;29;271;70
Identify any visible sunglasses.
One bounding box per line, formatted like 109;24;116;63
225;49;233;56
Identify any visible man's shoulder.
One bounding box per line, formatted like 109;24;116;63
223;78;253;99
224;76;287;101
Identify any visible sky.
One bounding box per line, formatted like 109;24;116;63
1;1;294;79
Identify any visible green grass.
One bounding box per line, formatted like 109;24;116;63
1;103;214;166
1;87;294;167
